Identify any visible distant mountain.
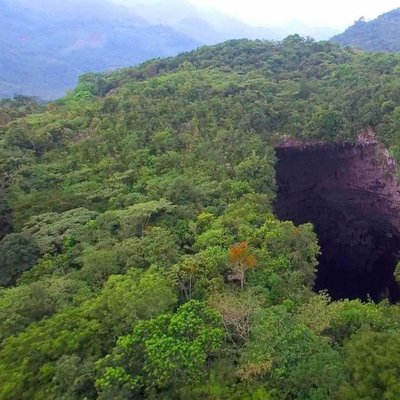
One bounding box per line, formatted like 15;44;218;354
12;0;148;23
1;0;341;99
331;8;400;52
128;0;276;43
172;16;277;44
117;0;337;43
0;0;198;99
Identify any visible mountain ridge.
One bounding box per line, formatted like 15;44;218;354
331;8;400;52
0;0;199;99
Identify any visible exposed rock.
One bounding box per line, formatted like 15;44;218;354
274;132;400;301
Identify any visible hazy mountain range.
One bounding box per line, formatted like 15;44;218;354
332;8;400;52
2;0;395;99
0;0;198;99
114;0;340;43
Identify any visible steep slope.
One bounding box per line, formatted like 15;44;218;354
2;38;400;399
12;0;148;23
332;8;400;52
12;0;148;25
275;132;400;301
0;0;198;99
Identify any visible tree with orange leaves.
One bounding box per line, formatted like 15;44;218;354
228;241;257;289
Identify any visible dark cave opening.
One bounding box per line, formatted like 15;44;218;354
274;137;400;302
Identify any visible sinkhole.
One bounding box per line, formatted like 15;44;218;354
274;134;400;302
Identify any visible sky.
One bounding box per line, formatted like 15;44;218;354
114;0;400;29
191;0;400;28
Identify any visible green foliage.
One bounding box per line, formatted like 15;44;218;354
339;330;400;399
0;276;91;344
0;268;176;399
96;300;224;397
22;208;98;254
194;227;234;251
2;38;400;398
0;233;40;286
235;152;276;195
93;267;177;336
116;227;181;269
0;96;45;127
0;304;102;400
239;304;345;399
327;300;391;344
78;247;123;289
17;252;76;285
247;218;320;303
188;358;273;399
94;199;175;239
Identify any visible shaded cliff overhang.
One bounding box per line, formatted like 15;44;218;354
274;132;400;301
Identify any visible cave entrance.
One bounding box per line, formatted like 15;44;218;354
274;138;400;302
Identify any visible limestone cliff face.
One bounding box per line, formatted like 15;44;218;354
274;133;400;301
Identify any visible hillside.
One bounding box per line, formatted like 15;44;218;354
2;37;400;398
0;0;344;100
0;0;198;99
332;8;400;51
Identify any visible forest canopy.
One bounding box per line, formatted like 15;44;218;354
2;36;400;399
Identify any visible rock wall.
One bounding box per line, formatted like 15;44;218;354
274;133;400;301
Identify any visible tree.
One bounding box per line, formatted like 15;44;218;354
0;268;176;400
116;227;181;269
235;152;276;196
95;200;175;239
255;219;320;290
228;241;257;289
0;276;91;344
209;289;264;345
96;301;224;397
93;267;177;337
22;208;98;254
194;226;234;251
339;330;400;399
0;233;40;286
78;247;122;289
239;304;344;399
168;257;199;301
0;304;102;400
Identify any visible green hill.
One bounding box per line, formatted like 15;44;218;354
2;37;400;399
332;8;400;51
